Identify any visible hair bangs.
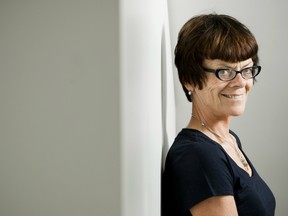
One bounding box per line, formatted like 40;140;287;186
203;33;258;63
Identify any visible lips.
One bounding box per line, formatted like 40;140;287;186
222;94;244;99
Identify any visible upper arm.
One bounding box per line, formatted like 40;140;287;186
190;195;238;216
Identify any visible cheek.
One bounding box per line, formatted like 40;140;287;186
208;82;227;95
198;78;226;100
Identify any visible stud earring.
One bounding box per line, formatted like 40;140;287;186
188;91;192;95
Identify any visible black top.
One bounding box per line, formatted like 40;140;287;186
162;129;276;216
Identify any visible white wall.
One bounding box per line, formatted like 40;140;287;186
168;1;288;215
0;0;175;216
120;0;175;215
0;1;120;215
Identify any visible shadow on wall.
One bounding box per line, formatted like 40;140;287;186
161;25;175;171
161;26;169;169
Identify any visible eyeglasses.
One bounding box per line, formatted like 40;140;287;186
202;65;261;81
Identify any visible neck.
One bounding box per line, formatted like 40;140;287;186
189;113;231;138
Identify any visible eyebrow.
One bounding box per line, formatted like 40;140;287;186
217;62;253;69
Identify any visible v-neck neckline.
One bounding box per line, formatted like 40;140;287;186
183;128;254;177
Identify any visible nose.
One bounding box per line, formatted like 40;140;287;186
229;73;246;87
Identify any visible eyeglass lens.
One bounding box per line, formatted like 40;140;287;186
218;66;259;81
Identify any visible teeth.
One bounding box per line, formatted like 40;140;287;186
229;95;241;99
223;94;242;99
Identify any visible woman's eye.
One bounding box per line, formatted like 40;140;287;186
242;68;253;75
219;69;232;77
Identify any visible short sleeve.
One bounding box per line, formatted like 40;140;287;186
162;135;234;215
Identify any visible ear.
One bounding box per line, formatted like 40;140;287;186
184;83;195;93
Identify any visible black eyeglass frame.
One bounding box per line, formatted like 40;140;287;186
202;65;261;81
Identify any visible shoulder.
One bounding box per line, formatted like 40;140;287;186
166;129;227;167
169;128;219;152
164;129;234;183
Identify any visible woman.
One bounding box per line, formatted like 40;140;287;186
162;14;276;216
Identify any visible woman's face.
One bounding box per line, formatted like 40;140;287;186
190;58;254;118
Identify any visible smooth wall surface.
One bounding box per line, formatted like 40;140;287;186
120;0;175;215
168;1;288;215
0;1;120;215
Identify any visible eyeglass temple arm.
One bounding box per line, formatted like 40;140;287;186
201;67;217;73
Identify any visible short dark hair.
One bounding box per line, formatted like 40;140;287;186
175;14;259;102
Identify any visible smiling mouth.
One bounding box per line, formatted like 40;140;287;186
222;94;244;99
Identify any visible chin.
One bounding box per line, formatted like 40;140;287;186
230;108;246;116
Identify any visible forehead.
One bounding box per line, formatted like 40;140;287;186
203;58;253;68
